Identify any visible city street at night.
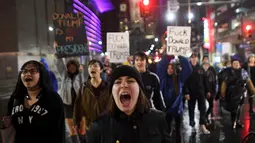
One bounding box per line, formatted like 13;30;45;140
1;0;255;143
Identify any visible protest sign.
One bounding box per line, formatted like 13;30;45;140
107;32;129;63
166;26;191;56
53;12;89;57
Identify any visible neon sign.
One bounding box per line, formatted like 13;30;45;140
203;18;210;49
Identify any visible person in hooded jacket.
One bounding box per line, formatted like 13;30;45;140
243;54;255;114
183;53;210;134
202;55;217;79
2;60;65;143
202;62;217;123
85;65;172;143
57;59;84;143
159;55;192;143
40;58;58;92
221;58;255;129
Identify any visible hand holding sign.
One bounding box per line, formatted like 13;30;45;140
167;26;192;57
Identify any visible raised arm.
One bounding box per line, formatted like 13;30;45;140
55;58;66;78
157;55;173;81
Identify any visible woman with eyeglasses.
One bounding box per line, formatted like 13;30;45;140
2;60;65;143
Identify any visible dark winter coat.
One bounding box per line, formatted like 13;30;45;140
85;109;172;143
140;71;165;111
183;64;208;97
204;68;217;95
221;68;255;111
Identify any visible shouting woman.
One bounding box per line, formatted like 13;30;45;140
86;65;172;143
3;60;65;143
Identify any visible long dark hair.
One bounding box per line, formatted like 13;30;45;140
66;59;80;76
12;60;53;99
107;87;150;115
167;63;180;96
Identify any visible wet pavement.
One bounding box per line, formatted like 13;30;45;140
178;96;255;143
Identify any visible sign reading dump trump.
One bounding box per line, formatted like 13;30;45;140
167;26;191;56
107;32;129;63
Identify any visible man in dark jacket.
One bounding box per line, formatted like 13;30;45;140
202;55;217;79
183;53;210;134
202;62;217;123
243;54;255;114
134;52;165;111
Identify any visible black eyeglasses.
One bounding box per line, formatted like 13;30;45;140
21;69;39;75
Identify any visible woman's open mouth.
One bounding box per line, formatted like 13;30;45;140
24;78;33;82
120;92;131;107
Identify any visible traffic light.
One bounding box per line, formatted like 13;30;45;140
143;0;149;6
245;24;252;38
140;0;151;17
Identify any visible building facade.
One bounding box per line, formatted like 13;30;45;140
0;0;113;93
214;0;255;61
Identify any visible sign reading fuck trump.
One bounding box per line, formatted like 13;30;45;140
166;26;192;57
107;32;130;63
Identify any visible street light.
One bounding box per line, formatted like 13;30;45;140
166;12;175;21
188;12;194;19
48;26;53;31
188;12;193;23
155;38;159;42
197;2;202;6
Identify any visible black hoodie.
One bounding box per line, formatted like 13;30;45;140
8;89;65;143
184;64;208;97
140;71;165;111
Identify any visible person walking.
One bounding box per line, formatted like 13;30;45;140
159;55;192;143
73;60;110;142
183;53;210;134
57;59;84;143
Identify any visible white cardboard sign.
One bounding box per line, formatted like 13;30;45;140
107;32;129;63
166;26;191;56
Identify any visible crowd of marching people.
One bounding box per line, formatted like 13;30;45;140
2;51;255;143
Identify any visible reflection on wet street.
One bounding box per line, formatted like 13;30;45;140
173;96;255;143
